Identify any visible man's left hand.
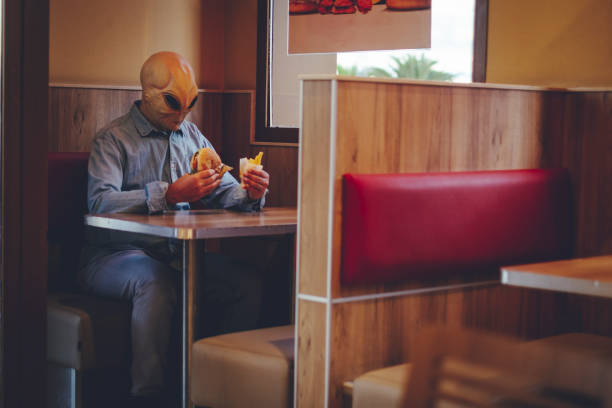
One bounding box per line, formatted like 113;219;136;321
243;168;270;200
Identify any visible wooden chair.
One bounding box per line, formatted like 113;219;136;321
404;327;612;407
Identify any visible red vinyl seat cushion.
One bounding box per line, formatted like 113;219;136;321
341;169;572;285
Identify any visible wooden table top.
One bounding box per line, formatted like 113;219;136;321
84;206;297;240
501;255;612;298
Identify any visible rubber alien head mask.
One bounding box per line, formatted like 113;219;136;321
139;51;198;132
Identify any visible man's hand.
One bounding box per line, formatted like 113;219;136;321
243;168;270;200
166;170;221;205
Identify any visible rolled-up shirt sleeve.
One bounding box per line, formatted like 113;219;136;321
88;132;167;214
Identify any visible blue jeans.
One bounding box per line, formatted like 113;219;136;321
79;247;262;396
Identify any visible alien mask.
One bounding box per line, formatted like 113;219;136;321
139;51;198;132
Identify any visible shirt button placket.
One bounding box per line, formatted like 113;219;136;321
169;135;178;182
170;161;177;182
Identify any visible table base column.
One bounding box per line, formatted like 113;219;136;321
181;240;205;408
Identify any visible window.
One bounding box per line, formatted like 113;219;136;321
256;0;488;143
338;0;478;82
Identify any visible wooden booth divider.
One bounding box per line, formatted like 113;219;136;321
295;76;612;408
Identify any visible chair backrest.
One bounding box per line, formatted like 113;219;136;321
48;152;90;292
341;169;573;285
404;327;612;408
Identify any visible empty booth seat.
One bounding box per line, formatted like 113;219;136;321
340;168;575;407
351;365;412;408
191;325;294;408
47;293;131;371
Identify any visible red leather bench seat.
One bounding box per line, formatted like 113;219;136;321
341;169;572;285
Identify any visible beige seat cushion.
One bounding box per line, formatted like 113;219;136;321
191;325;294;408
351;333;612;408
353;364;412;408
47;293;131;370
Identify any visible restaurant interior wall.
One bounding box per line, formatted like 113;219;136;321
50;0;612;89
50;0;259;90
487;0;612;87
223;0;258;90
49;0;205;86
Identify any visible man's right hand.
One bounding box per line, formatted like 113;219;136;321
166;170;221;205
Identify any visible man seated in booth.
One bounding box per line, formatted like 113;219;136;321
79;51;270;408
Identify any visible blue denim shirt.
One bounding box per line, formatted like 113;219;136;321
88;101;263;214
83;102;264;263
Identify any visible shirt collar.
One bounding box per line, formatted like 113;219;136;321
130;101;185;137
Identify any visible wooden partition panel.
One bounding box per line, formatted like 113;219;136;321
331;82;557;298
296;299;327;407
298;80;333;298
296;77;612;408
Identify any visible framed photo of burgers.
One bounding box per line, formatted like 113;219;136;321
289;0;431;54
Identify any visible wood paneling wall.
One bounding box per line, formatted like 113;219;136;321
49;87;140;152
48;86;223;154
296;77;612;407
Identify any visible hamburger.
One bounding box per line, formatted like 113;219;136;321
190;147;233;177
289;1;318;14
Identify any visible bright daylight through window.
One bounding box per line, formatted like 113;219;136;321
337;0;475;82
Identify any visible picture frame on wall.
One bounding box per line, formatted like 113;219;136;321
288;0;431;54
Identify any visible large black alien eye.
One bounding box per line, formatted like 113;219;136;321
188;95;198;109
163;94;181;111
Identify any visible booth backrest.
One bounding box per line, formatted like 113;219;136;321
341;169;572;285
48;152;90;292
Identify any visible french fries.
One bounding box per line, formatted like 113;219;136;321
239;152;264;187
